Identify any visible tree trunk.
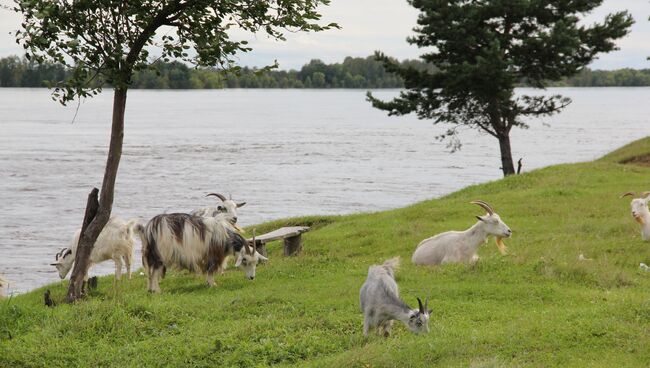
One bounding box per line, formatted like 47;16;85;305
497;133;515;176
66;87;127;303
65;188;99;302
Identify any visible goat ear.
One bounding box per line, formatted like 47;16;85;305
427;309;433;315
234;256;243;267
476;216;485;222
256;252;268;262
237;202;246;208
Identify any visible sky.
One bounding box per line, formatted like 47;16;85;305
0;0;649;70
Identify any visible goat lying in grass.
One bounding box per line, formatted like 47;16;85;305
359;257;430;337
136;213;266;293
191;192;246;225
51;217;139;281
621;192;650;241
412;200;512;265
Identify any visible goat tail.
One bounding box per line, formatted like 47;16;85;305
382;256;401;272
135;222;150;275
124;218;141;239
131;221;146;242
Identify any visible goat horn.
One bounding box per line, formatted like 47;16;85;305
620;192;636;198
252;229;257;254
243;231;252;255
206;193;226;201
470;200;494;215
424;297;429;311
417;297;424;313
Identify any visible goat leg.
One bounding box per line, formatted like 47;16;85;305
206;272;215;287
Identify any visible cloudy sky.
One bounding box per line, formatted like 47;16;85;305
0;0;648;70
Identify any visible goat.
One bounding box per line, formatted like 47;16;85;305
360;257;430;337
135;213;267;293
0;275;7;298
51;217;139;281
191;193;246;225
621;192;650;241
412;200;512;266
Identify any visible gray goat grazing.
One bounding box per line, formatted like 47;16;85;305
136;213;266;293
359;257;431;337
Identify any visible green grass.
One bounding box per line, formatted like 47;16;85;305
3;138;650;367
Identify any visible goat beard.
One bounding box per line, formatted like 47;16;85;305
495;237;508;255
634;215;646;225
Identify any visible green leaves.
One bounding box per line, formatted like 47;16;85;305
15;0;336;104
370;0;633;148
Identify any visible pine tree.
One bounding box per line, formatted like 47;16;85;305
368;0;633;176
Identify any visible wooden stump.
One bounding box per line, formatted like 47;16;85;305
283;235;302;256
66;188;100;303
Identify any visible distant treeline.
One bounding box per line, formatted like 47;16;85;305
551;68;650;87
2;54;650;89
0;55;414;89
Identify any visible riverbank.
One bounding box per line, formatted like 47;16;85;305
2;138;650;367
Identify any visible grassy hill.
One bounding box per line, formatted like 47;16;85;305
2;138;650;367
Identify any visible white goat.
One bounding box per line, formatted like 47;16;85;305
621;192;650;241
360;257;430;337
191;193;246;224
412;200;512;265
0;275;7;298
136;213;267;293
51;217;139;281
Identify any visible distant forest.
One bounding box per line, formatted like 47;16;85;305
1;55;650;89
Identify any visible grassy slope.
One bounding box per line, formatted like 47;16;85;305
2;138;650;368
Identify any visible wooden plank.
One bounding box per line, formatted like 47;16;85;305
249;226;310;244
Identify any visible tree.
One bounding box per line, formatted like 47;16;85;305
368;1;633;176
311;71;326;87
15;0;336;302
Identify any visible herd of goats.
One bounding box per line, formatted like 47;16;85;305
0;191;649;337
